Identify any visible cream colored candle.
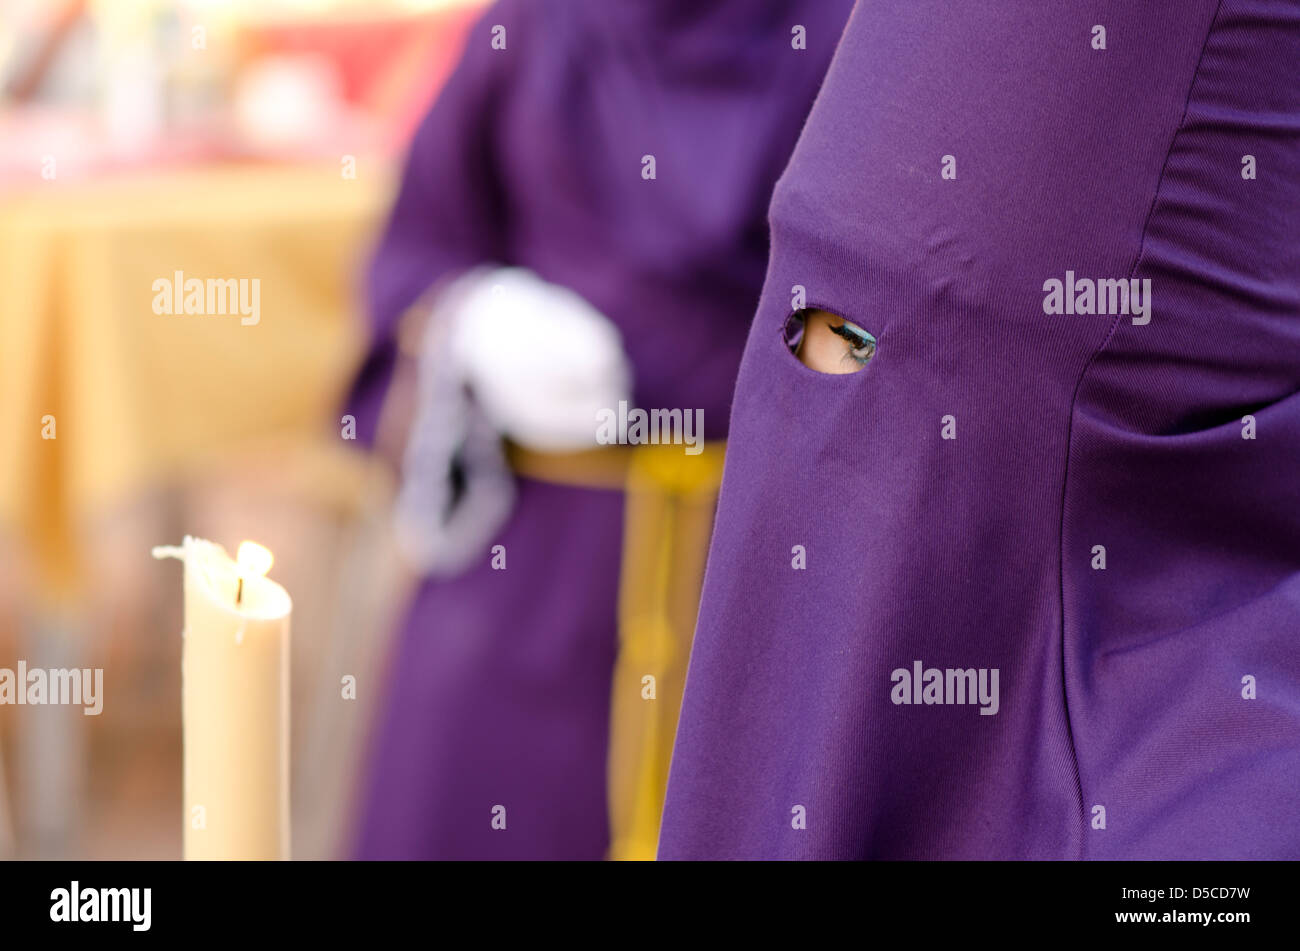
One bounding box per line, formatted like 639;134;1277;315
153;536;290;860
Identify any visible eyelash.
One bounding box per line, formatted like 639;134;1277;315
827;320;877;366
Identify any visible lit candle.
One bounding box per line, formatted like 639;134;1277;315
153;536;291;860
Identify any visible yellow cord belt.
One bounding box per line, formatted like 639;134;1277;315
506;440;726;861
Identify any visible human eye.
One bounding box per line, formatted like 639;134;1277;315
788;309;877;374
826;317;876;366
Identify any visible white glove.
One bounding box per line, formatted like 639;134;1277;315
392;267;633;576
451;267;633;451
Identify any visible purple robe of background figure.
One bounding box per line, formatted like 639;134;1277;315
347;0;853;859
660;0;1300;859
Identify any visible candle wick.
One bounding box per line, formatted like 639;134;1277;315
236;577;243;605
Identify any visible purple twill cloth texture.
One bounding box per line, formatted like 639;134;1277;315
348;0;852;859
660;0;1300;860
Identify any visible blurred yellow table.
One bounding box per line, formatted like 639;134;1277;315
0;162;393;596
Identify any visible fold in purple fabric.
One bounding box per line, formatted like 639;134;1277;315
661;0;1300;859
349;0;853;859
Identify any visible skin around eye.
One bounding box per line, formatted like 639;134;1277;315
796;309;875;374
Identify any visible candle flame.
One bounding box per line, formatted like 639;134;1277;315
237;541;274;577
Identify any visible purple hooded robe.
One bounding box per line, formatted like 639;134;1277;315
349;0;852;859
660;0;1300;860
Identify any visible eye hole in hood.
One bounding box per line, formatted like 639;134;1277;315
784;308;876;375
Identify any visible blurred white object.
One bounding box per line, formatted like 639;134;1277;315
394;267;633;576
233;54;342;152
453;267;633;450
103;47;164;155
